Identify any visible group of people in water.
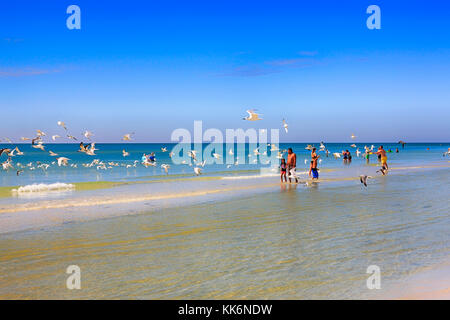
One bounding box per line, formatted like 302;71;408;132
279;147;321;183
279;145;392;183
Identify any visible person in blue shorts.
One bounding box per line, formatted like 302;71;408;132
309;147;320;180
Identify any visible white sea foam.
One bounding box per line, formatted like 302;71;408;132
11;183;75;194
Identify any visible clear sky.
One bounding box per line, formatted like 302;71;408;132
1;0;449;142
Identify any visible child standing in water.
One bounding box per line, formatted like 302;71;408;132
280;158;287;183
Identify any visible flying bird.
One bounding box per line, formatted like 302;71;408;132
36;130;46;137
359;175;372;187
52;135;61;141
57;157;70;166
188;150;197;161
57;121;67;130
31;137;42;145
32;142;45;151
14;147;24;156
83;131;93;140
332;152;341;159
351;134;357;140
282;119;288;133
122;133;134;141
161;164;170;174
85;143;97;156
194;167;202;175
122;149;129;157
67;134;77;141
243;110;262;121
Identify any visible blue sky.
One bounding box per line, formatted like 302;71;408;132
1;0;449;142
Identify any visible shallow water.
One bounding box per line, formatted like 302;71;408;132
0;165;449;299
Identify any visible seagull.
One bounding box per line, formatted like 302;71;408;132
122;149;129;157
229;149;234;155
161;164;170;174
31;137;42;145
57;157;70;166
350;144;357;148
16;170;24;176
161;147;167;152
52;135;61;141
351;134;357;140
4;137;12;143
0;148;11;157
333;152;341;159
8;148;16;157
85;143;97;156
57;121;67;130
122;133;134;141
305;145;313;151
83;131;93;140
67;134;77;141
14;147;24;156
198;160;206;167
282;119;288;133
188;150;197;161
376;167;387;175
243;110;262;121
36;130;46;137
319;141;326;151
2;160;13;170
213;153;221;160
78;142;89;153
359;175;372;187
194;167;202;175
32;142;45;151
21;137;31;141
49;151;58;156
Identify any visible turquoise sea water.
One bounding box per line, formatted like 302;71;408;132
1;142;449;187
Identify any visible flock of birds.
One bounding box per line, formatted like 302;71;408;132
1;111;449;185
0;123;147;175
0;112;292;177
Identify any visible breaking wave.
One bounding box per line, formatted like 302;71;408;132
11;183;75;194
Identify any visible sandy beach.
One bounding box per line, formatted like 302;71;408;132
1;154;449;299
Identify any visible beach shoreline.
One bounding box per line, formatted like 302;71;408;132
1;163;448;235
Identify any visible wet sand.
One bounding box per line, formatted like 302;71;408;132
0;160;449;299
